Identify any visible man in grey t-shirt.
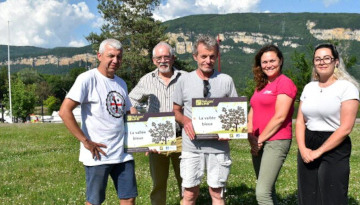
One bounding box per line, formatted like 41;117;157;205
173;35;238;204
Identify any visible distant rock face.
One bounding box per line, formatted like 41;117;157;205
306;20;360;41
2;19;360;68
167;31;300;55
168;32;193;54
0;53;97;67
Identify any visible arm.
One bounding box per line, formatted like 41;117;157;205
247;107;260;155
247;107;254;134
295;101;313;163
128;79;148;109
173;103;195;140
59;98;107;159
308;99;359;161
258;94;294;143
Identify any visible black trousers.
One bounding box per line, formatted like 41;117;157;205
297;128;351;205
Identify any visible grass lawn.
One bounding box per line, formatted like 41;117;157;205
0;123;359;204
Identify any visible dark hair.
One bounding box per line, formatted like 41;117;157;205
313;43;339;61
253;44;284;91
311;43;360;90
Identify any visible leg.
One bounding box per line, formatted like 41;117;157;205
297;151;321;205
149;153;170;205
251;149;263;179
206;153;232;205
318;137;351;205
209;187;225;205
183;186;200;205
111;161;138;205
180;152;204;205
170;152;182;200
85;165;111;205
255;140;291;205
119;198;136;205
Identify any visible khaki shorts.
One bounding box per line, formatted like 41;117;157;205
180;151;232;188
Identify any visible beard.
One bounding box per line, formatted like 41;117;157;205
158;63;171;74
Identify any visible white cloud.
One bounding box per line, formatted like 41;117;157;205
0;0;96;48
68;39;86;47
153;0;261;21
322;0;340;7
92;16;105;29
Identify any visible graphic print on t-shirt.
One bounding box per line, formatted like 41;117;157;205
263;90;273;94
106;91;125;118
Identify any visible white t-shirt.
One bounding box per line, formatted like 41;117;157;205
300;80;359;131
66;68;133;166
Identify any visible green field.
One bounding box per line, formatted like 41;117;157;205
0;123;359;205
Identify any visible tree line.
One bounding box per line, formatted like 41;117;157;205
0;0;357;122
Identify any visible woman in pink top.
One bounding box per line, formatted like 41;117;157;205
248;44;297;205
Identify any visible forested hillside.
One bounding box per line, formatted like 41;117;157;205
1;13;360;86
163;13;360;90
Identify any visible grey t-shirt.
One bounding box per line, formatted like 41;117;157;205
173;70;238;153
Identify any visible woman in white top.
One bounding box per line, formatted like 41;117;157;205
296;43;359;205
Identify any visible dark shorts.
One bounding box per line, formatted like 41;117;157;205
85;160;138;204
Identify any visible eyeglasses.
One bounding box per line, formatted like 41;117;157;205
314;55;334;65
203;80;210;98
153;55;172;62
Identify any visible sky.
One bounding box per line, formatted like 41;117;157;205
0;0;359;48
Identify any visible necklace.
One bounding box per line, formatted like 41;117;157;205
318;78;336;93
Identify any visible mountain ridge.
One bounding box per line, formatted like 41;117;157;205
1;13;360;85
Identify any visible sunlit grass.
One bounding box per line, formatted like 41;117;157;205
0;123;359;204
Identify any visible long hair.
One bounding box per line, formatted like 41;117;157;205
253;44;284;91
312;43;359;89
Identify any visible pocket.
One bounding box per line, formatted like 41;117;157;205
216;154;232;183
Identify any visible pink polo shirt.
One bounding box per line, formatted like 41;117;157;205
250;74;297;141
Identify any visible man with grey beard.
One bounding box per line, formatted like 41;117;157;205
129;42;187;205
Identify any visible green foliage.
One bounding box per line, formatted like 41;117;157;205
36;81;51;103
69;67;86;81
173;58;194;72
239;77;256;100
284;49;313;100
42;74;73;102
1;123;360;204
44;96;60;115
2;13;360;94
86;0;167;89
3;78;37;121
16;68;43;85
0;66;8;102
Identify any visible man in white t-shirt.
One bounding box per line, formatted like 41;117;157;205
59;39;137;205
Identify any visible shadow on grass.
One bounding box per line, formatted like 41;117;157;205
350;197;360;205
175;184;297;205
180;183;258;205
168;184;359;205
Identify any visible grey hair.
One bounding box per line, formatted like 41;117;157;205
192;34;219;56
152;42;175;57
312;44;360;90
99;39;123;54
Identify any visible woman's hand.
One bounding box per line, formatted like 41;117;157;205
248;133;262;156
299;147;323;163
